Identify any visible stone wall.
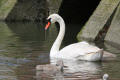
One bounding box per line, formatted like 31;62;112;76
6;0;48;22
0;0;62;21
47;0;62;14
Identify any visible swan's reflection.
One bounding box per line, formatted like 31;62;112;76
36;71;64;80
36;58;105;80
50;58;102;73
39;58;102;80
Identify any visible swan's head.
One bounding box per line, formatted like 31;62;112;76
45;14;61;30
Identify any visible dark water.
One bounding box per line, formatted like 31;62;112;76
0;22;120;80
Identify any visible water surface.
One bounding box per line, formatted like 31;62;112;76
0;22;120;80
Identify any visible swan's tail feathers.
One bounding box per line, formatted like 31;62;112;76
79;49;104;61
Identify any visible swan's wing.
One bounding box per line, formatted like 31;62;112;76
59;42;101;58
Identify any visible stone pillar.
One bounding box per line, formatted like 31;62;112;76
105;3;120;44
77;0;120;41
0;0;17;20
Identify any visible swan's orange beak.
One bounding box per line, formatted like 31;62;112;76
45;22;51;30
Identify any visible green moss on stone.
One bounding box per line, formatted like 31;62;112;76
77;0;120;41
0;0;17;20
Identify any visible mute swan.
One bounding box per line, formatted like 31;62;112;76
45;14;104;61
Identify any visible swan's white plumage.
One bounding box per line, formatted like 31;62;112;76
47;14;104;61
59;41;100;56
53;41;103;61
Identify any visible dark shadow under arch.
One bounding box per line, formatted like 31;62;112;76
57;0;101;45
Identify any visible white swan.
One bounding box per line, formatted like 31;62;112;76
45;14;104;61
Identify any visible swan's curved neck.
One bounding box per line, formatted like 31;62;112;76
50;17;65;56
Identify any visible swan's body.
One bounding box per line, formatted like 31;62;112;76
45;14;104;61
51;41;103;61
58;42;103;61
